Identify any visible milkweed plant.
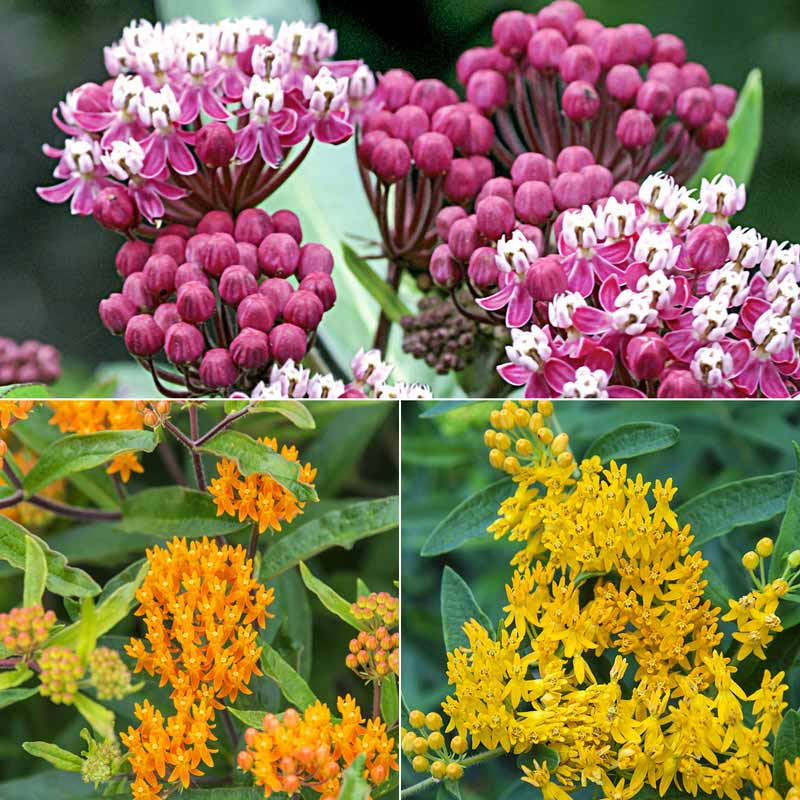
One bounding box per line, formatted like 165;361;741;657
0;398;400;799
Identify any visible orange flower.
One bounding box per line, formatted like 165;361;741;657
208;437;317;534
0;400;33;430
123;538;274;797
239;695;398;798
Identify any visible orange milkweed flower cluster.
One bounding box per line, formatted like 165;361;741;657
48;400;150;482
238;695;398;799
208;437;317;534
121;537;274;800
0;400;33;430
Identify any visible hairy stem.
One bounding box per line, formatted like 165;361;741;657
188;405;206;492
400;748;505;798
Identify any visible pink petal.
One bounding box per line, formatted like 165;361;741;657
761;361;790;398
624;262;648;289
72;110;114;132
664;329;697;360
142;135;167;178
178;87;201;125
598;275;621;312
727;340;751;375
506;287;533;328
586;346;615;374
543;358;575;393
235;124;259;164
497;363;531;386
733;358;760;396
566;258;595;297
597;239;632;264
572;306;611;335
70;179;96;215
313;113;354;144
151;179;189;200
524;372;551;398
258;126;284;168
134;185;165;222
166;135;197;175
607;386;646;398
200;86;230;121
272;108;298;136
36;176;79;204
476;283;514;312
593;255;624;283
740;296;771;331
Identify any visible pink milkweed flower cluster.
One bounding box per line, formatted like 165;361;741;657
36;16;373;397
484;172;800;399
0;338;61;387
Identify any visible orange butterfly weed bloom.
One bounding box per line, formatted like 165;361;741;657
0;400;34;430
48;400;151;482
122;537;274;798
208;437;317;534
238;695;398;799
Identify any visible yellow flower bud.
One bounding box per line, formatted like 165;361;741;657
495;433;511;451
519;400;533;409
408;710;426;729
503;456;520;475
489;449;504;469
537;427;554;445
412;737;429;755
489;410;502;429
537;400;553;416
516;438;533;457
402;732;417;754
412;756;430;773
514;408;530;427
500;410;515;430
428;732;445;750
556;452;574;470
446;763;464;781
450;736;467;755
789;550;800;568
756;537;774;557
483;430;496;447
431;761;447;780
529;413;543;432
425;712;443;731
551;432;569;456
742;551;759;571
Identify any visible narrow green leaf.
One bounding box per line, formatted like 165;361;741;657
76;598;97;666
23;430;158;496
119;487;247;537
338;753;370;800
0;517;100;598
0;665;32;690
260;497;398;579
341;243;412;323
0;384;49;398
73;692;115;740
0;686;39;710
586;422;679;464
260;643;317;710
440;566;492;653
298;562;364;630
198;429;317;502
380;675;399;726
421;479;513;557
22;742;83;772
676;471;793;546
222;400;316;429
770;443;800;581
689;69;763;189
23;535;47;607
227;707;266;727
356;578;371;598
774;710;800;794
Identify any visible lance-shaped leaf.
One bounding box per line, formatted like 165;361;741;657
585;422;679;464
440;566;492;653
222;399;316;429
0;665;32;690
380;675;399;727
298;561;364;630
774;710;800;794
22;742;83;772
73;692;115;740
0;686;39;710
338;754;371;800
23;535;47;607
770;443;800;581
341;243;412;323
260;643;317;710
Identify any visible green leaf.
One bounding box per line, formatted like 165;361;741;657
689;68;763;189
298;561;364;630
23;534;47;607
0;665;33;690
0;517;100;597
262;568;313;679
0;686;39;710
22;742;83;772
73;692;115;740
338;753;370;800
380;675;399;726
260;497;398;579
356;578;371;598
774;709;800;794
223;399;316;429
0;384;49;398
260;643;317;710
119;487;248;537
76;598;97;666
341;243;412;324
440;566;492;653
23;430;158;496
585;422;679;464
771;443;800;581
421;479;512;557
675;471;793;546
227;707;266;728
198;429;317;502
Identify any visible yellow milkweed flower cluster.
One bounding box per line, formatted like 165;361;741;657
437;400;792;800
237;696;398;799
0;400;33;430
121;537;274;800
48;400;152;482
208;437;317;534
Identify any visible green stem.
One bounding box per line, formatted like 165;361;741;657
400;748;505;798
373;680;382;719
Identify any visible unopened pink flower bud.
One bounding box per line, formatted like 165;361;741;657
650;33;687;66
143;254;178;297
116;240;151;278
573;18;604;45
175;262;208;288
562;81;600;122
197;210;235;236
537;1;584;38
681;62;711;90
122;273;156;311
371;137;412;183
552;171;592;211
153;302;181;333
237;294;278;333
556;146;594;174
153;234;186;265
492;10;534;55
636;80;674;119
611;180;641;202
165;322;204;364
711;84;738;119
259;278;294;314
159;224;192;240
625;334;668;381
234;208;273;245
236;242;259;276
93;186;136;231
477;177;515;206
514;181;554;225
299;272;336;310
696;113;729;151
466;69;508;114
657;369;704;398
195;122;235;167
619;22;653;65
676;87;714;130
185;233;211;265
99;293;137;335
448;216;480;261
616;109;657;149
606;64;643;105
511;153;555;187
527;28;568;71
357;130;390;169
443;158;480;204
258;232;300;278
468;246;499;289
230;328;270;370
362;110;395;137
200;348;238;389
559;44;600;84
409;79;458;117
469;155;494;185
269;323;307;364
219;265;258;306
270;210;303;243
525;254;567;300
177;280;215;323
391;105;429;145
592;27;633;70
378;69;415;111
647;62;683;98
686;224;730;272
204;233;240;277
412;132;454;177
430;244;463;289
283;290;324;331
582;165;614;201
435;206;467;241
476;196;515;241
297;243;334;281
124;314;164;357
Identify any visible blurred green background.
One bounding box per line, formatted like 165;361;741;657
402;400;800;799
3;0;799;391
0;400;399;792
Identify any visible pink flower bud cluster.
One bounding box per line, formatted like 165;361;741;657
473;172;800;399
235;347;432;400
99;208;336;396
459;1;735;184
0;604;57;654
0;338;62;387
38;17;372;224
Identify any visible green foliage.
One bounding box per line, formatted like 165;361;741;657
341;243;413;323
338;754;371;800
22;536;47;607
381;675;399;727
440;566;492;653
298;561;365;630
774;710;800;793
21;743;82;773
770;443;800;581
260;643;318;710
585;422;679;464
